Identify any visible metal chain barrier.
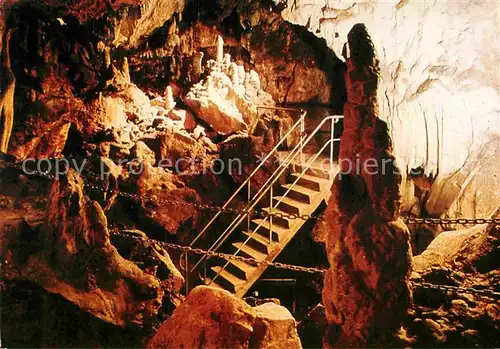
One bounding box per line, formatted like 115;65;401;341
113;229;500;299
112;230;327;274
412;281;500;299
2;158;498;225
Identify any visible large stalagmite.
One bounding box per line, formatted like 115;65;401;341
322;24;413;348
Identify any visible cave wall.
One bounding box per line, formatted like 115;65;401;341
282;0;500;219
127;0;347;110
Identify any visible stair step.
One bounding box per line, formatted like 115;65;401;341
290;173;330;191
204;278;226;291
251;219;288;242
232;242;268;262
226;259;257;280
272;196;309;216
242;230;273;253
261;207;292;228
282;183;317;204
289;162;332;180
209;266;246;293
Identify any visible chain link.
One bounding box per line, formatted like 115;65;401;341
112;230;327;274
114;230;500;299
402;217;499;225
412;282;500;299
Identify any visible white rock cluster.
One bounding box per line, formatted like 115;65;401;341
184;36;274;135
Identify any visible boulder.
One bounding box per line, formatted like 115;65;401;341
158;129;206;170
131;141;156;166
413;218;498;273
147;286;256;349
185;85;247;135
110;229;184;308
250;302;302;349
147;286;302;349
168;108;197;130
184;49;275;135
133;164;200;239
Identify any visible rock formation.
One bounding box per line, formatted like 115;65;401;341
401;212;499;347
322;23;413;347
184;36;275;135
1;170;169;327
147;286;302;349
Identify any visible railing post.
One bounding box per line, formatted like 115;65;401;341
204;259;207;285
184;252;189;295
300;115;305;164
269;185;273;244
330;117;334;177
247;181;251;233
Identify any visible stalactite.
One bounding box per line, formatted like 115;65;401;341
0;28;15;153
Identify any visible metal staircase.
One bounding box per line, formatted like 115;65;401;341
181;110;343;297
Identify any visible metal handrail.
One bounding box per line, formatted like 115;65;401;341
207;115;343;286
182;108;307;274
190;127;308;272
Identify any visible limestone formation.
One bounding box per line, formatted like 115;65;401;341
250;302;302;349
164;86;176;110
216;35;224;63
2;170;165;327
322;24;413;348
147;286;302;349
11;121;71;160
192;51;204;82
184;50;274;135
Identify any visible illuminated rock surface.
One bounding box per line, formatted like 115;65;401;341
147;286;301;349
321;23;412;348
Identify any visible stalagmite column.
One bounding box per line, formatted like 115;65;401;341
165;86;176;110
216;35;224;63
192;51;204;82
322;23;413;348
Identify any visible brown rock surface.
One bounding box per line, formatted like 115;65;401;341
147;286;256;349
147;286;302;349
398;219;499;348
322;24;412;348
3;170;165;327
132;164;201;239
11;121;71;160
